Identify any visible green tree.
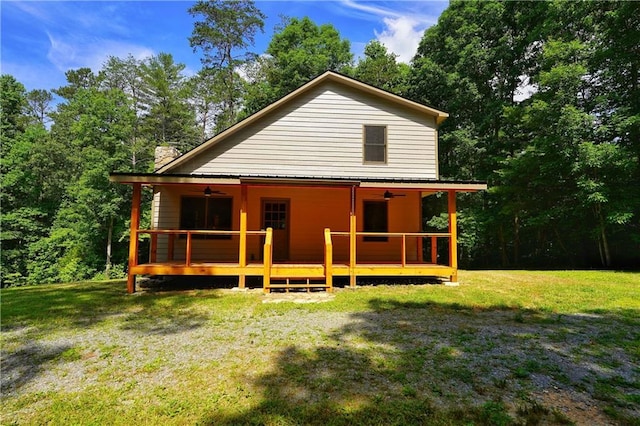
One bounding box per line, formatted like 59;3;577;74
243;16;353;115
351;40;408;94
410;0;639;268
189;0;265;130
0;75;28;142
52;67;98;100
100;55;153;171
139;53;198;153
25;89;53;126
34;87;135;282
187;67;227;139
1;76;66;285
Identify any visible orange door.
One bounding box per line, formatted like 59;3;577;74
262;199;290;261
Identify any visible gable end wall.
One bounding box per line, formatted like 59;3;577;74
173;82;439;180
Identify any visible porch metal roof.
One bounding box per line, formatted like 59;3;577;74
109;172;487;192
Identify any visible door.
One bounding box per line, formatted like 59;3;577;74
262;199;290;262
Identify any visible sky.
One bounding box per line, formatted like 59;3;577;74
1;1;448;94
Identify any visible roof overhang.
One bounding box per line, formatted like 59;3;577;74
109;173;487;192
359;181;487;192
109;173;241;185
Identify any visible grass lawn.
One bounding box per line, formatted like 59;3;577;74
1;270;639;425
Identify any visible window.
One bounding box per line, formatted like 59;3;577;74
364;125;387;163
363;200;388;242
180;197;232;239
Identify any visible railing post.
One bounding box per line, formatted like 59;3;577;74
238;184;248;288
127;183;141;294
431;237;438;264
150;233;157;263
186;231;192;267
349;213;356;287
263;228;273;293
401;234;406;267
448;190;458;282
324;228;333;292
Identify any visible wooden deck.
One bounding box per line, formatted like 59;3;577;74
131;260;454;292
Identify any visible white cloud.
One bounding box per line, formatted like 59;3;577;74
374;16;426;63
338;0;403;20
46;33;155;73
338;1;443;64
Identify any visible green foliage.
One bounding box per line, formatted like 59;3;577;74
0;74;28;141
242;16;353;115
2;0;639;285
349;40;408;94
410;0;639;268
139;53;199;152
189;0;265;130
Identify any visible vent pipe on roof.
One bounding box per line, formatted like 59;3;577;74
154;146;180;170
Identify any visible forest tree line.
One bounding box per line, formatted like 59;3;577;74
1;0;638;286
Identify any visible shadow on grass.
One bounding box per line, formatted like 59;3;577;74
1;280;219;335
0;342;73;396
202;299;640;425
1;281;227;393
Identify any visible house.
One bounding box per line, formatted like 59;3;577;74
110;71;487;293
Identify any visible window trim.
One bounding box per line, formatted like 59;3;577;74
362;200;389;242
362;124;388;164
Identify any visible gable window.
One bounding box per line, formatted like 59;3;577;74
363;200;388;242
180;197;232;239
363;125;387;163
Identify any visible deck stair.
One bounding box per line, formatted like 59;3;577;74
266;277;330;293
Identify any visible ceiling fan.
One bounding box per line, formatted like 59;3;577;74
203;186;228;197
382;190;406;200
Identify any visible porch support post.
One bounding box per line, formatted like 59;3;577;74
448;190;458;282
127;183;141;294
349;185;357;287
238;184;248;288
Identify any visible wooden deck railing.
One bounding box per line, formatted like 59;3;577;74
137;229;267;266
133;228;450;291
330;231;451;265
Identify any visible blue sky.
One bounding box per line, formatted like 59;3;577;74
1;1;448;93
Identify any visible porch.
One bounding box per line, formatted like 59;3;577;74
126;192;458;293
114;176;487;294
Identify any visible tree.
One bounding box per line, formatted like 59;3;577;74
189;0;265;130
187;68;226;139
0;75;28;142
1;76;65;285
351;40;408;94
139;53;199;153
409;0;639;268
34;87;135;282
100;55;152;170
267;17;352;94
25;89;53;126
242;16;353;115
52;67;98;100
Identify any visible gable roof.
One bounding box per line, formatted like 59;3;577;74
156;71;448;174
